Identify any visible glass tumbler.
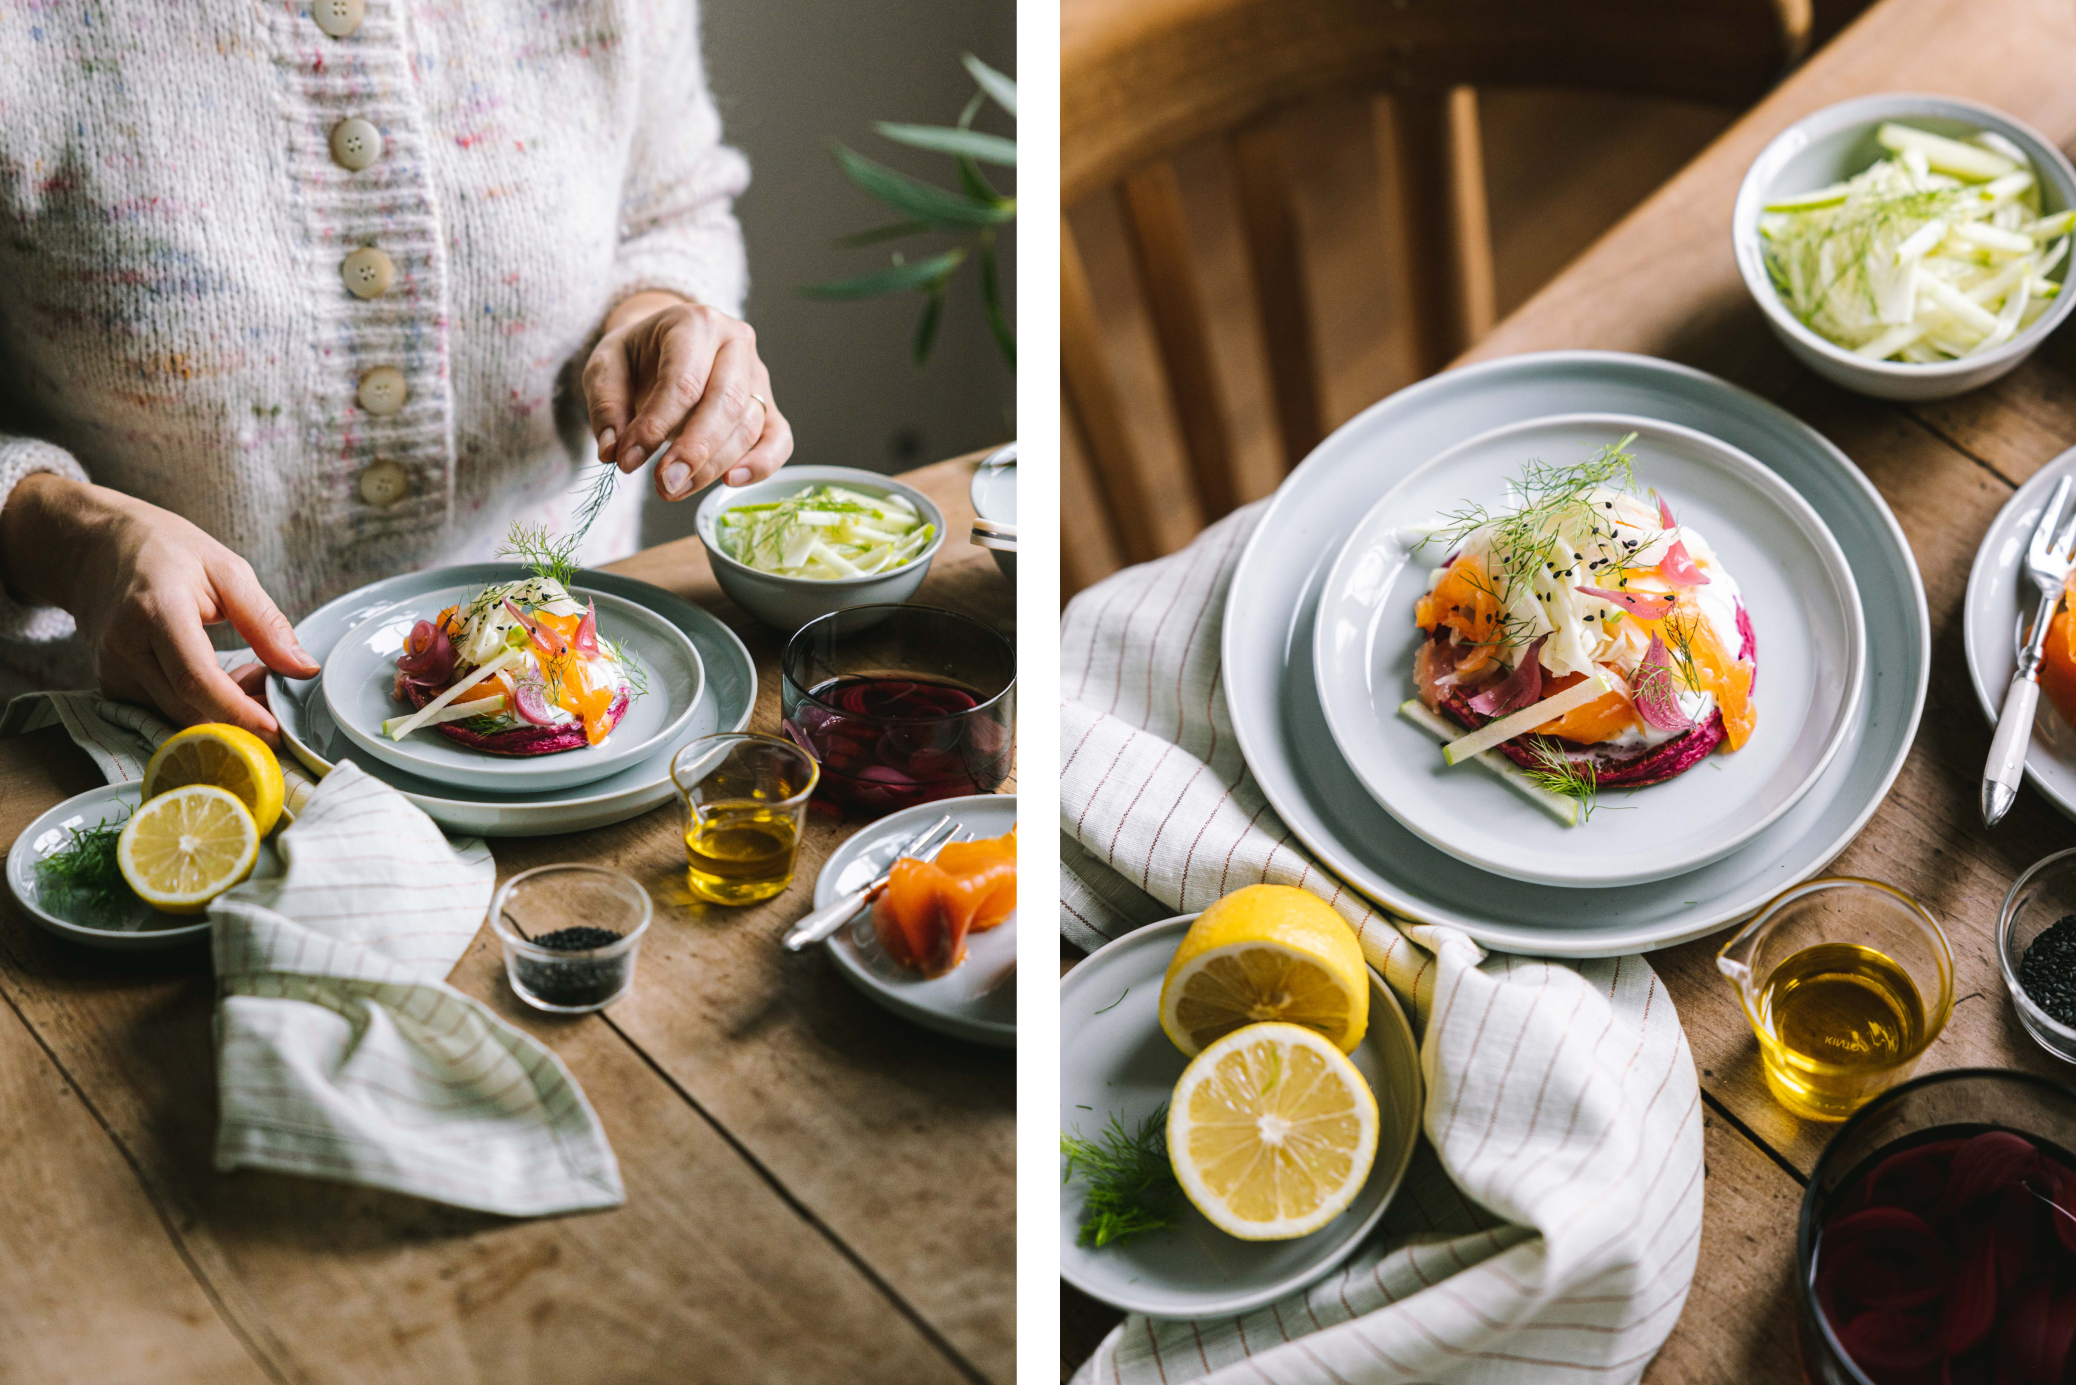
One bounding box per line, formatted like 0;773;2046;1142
780;603;1016;818
671;733;818;905
1716;877;1954;1122
489;864;653;1014
1998;847;2076;1063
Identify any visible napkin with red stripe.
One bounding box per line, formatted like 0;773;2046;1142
1062;506;1703;1385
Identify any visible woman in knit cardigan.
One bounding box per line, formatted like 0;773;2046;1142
0;0;789;741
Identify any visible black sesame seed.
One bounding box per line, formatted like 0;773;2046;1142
2021;916;2076;1026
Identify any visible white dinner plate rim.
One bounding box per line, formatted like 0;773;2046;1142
1963;444;2076;818
814;793;1017;1046
1221;349;1929;957
320;585;706;793
1311;410;1866;887
1058;915;1423;1318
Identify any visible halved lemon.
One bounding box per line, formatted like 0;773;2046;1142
1168;1022;1380;1240
117;785;259;915
1158;885;1369;1056
144;723;284;837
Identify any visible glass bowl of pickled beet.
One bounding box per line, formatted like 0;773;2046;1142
780;604;1015;817
1797;1068;2076;1385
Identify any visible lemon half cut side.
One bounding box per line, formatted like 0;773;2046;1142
117;784;260;915
1167;1021;1381;1241
1158;885;1369;1056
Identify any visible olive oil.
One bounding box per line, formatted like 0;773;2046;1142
685;808;800;906
1754;942;1926;1120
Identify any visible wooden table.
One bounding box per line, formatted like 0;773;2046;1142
1063;0;2076;1376
0;454;1015;1385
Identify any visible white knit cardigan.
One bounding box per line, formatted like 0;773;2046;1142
0;0;748;694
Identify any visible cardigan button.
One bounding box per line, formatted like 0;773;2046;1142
341;247;394;299
357;366;407;415
359;459;409;507
311;0;363;37
330;118;380;171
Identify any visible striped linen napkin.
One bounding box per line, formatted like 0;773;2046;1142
3;690;625;1217
1063;505;1704;1385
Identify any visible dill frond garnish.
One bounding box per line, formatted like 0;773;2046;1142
1521;737;1599;822
602;636;649;699
498;523;580;590
1661;613;1705;691
1061;1107;1182;1248
36;812;134;913
570;461;621;543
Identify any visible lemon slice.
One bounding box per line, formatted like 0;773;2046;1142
1168;1021;1380;1240
1158;885;1369;1056
144;724;284;837
117;785;259;915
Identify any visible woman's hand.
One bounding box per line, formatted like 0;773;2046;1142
582;291;793;502
0;474;319;744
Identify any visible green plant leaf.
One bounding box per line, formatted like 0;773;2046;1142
803;248;967;300
872;122;1016;166
832;143;1012;228
956;154;999;204
912;290;945;367
957;89;986;131
963;53;1016;118
834;220;931;248
979;242;1014;368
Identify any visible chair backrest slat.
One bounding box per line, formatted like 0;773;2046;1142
1063;218;1166;564
1230;122;1324;471
1120;163;1242;522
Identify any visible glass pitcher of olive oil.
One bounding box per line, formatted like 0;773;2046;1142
671;734;819;906
1717;878;1955;1122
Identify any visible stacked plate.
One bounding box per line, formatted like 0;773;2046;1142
1225;352;1929;957
269;564;757;836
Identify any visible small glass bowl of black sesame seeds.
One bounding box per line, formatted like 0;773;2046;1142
1998;849;2076;1063
489;864;653;1015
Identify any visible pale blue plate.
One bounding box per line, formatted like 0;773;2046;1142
1313;413;1864;888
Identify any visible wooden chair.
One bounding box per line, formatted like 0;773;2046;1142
1062;0;1825;596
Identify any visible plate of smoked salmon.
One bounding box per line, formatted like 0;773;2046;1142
820;794;1016;1046
1313;414;1863;887
1967;443;2076;824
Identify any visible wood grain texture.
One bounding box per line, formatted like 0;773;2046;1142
0;456;1013;1385
1229;121;1325;470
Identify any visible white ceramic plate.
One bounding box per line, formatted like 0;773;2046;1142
6;783;279;951
322;586;704;793
1224;351;1927;956
1965;444;2076;821
269;566;755;837
970;445;1016;583
815;794;1016;1047
1314;413;1864;887
1059;916;1423;1318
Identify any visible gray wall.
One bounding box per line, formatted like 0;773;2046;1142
643;0;1018;547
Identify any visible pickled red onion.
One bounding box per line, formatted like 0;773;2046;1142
1467;636;1546;716
396;619;454;683
510;674;557;726
573;598;601;657
1632;635;1693;732
1578;586;1678;619
1654;497;1711;588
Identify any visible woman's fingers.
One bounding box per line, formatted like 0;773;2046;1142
723;395;793;488
581;340;638;471
620;315;720;479
228;661;271;701
656;337;760;500
150;618;281;743
207;555;318;678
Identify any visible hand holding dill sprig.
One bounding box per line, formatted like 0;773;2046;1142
1061;1107;1183;1248
582;293;793;510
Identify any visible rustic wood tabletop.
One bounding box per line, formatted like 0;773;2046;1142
0;452;1016;1385
1062;0;2076;1377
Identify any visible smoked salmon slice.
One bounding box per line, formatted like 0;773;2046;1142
873;827;1017;978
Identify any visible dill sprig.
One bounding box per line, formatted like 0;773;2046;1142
36;811;134;913
1521;737;1599;822
498;522;581;590
601;635;650;699
1767;181;1974;323
570;461;621;543
1419;437;1640;651
1660;612;1705;691
1061;1107;1182;1249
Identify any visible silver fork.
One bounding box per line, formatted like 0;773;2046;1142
780;819;968;951
1985;474;2076;826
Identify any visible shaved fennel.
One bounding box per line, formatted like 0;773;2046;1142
1760;122;2067;362
720;485;935;580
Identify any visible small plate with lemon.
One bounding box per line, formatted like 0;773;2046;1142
1060;886;1422;1318
5;724;285;951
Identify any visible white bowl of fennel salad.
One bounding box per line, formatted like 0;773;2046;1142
696;465;945;631
1733;93;2076;400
